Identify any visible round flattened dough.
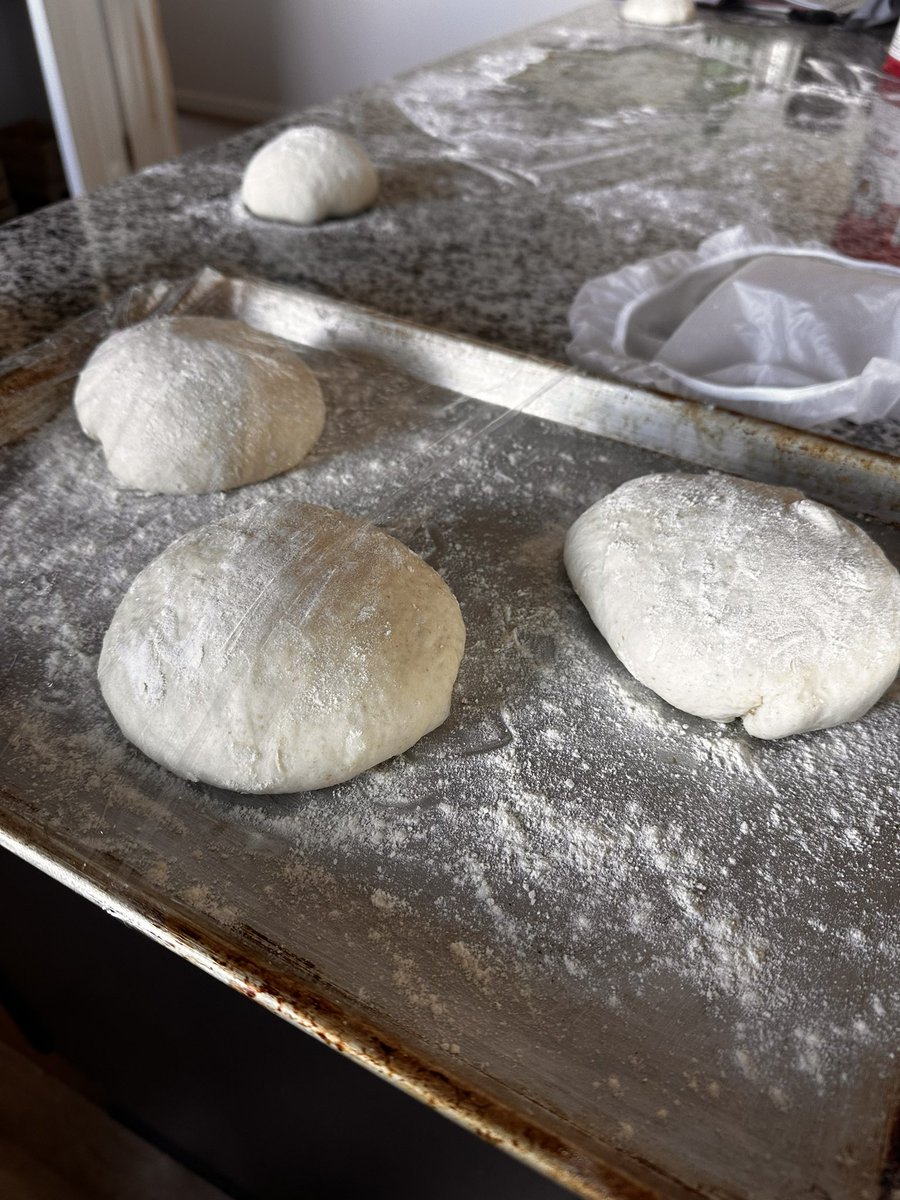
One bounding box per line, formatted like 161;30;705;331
99;502;466;792
241;126;378;225
74;316;325;495
564;472;900;739
620;0;695;24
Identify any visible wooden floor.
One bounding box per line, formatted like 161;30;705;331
0;1010;228;1200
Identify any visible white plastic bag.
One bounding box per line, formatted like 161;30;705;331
567;224;900;428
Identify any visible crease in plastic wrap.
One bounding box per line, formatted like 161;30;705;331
568;223;900;428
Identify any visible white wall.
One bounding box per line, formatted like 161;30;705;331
158;0;578;120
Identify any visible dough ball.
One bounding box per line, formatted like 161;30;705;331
565;472;900;739
74;316;325;495
99;502;466;792
241;126;378;225
620;0;695;25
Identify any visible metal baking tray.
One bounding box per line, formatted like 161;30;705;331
2;273;899;1200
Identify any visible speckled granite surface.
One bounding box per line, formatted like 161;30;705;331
0;4;889;363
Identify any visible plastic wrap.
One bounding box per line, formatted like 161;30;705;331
568;224;900;427
4;269;900;1200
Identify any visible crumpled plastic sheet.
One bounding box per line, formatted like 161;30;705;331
845;0;900;28
568;223;900;428
389;14;876;242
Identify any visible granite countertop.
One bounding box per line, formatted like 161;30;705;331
2;7;899;1200
0;4;888;365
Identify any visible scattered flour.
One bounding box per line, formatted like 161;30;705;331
3;330;900;1184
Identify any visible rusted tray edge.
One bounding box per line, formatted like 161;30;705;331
0;809;704;1200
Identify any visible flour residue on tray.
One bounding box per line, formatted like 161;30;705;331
3;333;900;1193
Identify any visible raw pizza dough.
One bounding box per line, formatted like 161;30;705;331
74;316;325;495
241;126;378;225
620;0;695;24
564;472;900;739
99;502;466;793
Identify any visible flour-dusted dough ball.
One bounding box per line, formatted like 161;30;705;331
99;502;466;792
241;126;378;225
621;0;695;24
565;473;900;739
74;316;325;495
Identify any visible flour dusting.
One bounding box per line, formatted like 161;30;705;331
3;333;900;1190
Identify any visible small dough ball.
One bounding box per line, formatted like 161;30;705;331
565;472;900;739
621;0;695;25
99;502;466;792
241;125;378;225
74;316;324;495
